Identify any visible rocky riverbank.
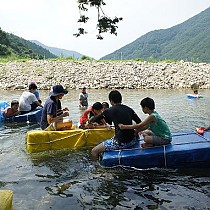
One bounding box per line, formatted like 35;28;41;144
0;60;209;90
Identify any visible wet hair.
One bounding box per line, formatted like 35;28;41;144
11;100;19;106
108;90;122;104
140;97;155;110
29;83;37;90
102;102;109;109
92;102;103;111
194;90;198;94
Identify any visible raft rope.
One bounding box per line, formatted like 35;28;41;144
118;149;122;165
163;145;167;168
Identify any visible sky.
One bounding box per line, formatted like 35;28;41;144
0;0;210;60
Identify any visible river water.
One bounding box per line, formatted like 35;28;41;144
0;89;210;210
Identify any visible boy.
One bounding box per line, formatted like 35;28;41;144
79;102;106;128
90;90;141;160
79;87;88;109
3;100;20;118
119;97;172;148
40;84;72;131
19;83;43;114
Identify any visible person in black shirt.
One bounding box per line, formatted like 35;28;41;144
90;90;141;160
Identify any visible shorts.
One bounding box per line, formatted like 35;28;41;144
103;136;138;151
142;130;171;146
152;136;171;146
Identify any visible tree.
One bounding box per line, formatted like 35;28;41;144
74;0;123;40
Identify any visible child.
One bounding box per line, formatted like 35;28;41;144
193;89;199;95
41;84;72;131
3;100;20;118
79;87;88;109
90;90;141;160
79;102;106;128
119;97;172;148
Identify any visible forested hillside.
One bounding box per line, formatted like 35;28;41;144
101;7;210;63
0;28;56;59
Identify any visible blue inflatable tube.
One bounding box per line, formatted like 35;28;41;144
0;101;9;119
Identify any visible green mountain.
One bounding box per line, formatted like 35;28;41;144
30;40;83;59
0;28;57;59
101;7;210;63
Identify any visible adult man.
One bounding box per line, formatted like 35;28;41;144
79;87;88;109
40;84;71;131
19;83;43;114
90;90;142;160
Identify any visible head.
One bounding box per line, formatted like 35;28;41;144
92;102;103;115
108;90;122;105
50;85;68;99
102;102;109;110
140;97;155;113
194;90;198;94
82;87;87;93
29;83;37;92
11;100;19;110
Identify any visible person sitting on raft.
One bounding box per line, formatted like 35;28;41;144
40;84;72;131
19;83;43;114
2;100;20;118
90;90;142;160
119;97;172;148
79;102;108;129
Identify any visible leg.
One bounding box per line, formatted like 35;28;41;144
141;135;154;148
91;142;105;160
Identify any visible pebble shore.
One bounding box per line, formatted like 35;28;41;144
0;60;209;90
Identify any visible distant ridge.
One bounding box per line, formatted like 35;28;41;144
0;27;56;59
30;40;83;59
101;7;210;63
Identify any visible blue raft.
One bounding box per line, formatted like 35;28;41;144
2;108;43;124
186;94;203;99
100;130;210;169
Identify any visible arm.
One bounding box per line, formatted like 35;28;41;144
47;111;69;124
79;110;90;124
119;115;155;130
3;108;20;118
88;112;105;124
35;100;43;108
57;107;69;115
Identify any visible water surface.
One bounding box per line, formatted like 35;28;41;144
0;89;210;209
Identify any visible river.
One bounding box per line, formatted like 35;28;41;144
0;89;210;210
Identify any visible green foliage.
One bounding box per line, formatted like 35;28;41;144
0;27;57;59
101;7;210;63
74;0;123;39
80;55;92;60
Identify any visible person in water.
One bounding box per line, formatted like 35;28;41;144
79;87;88;109
40;84;72;131
119;97;172;148
90;90;142;160
193;89;199;95
2;100;20;118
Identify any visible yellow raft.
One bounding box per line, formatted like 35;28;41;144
0;190;13;210
26;128;115;153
